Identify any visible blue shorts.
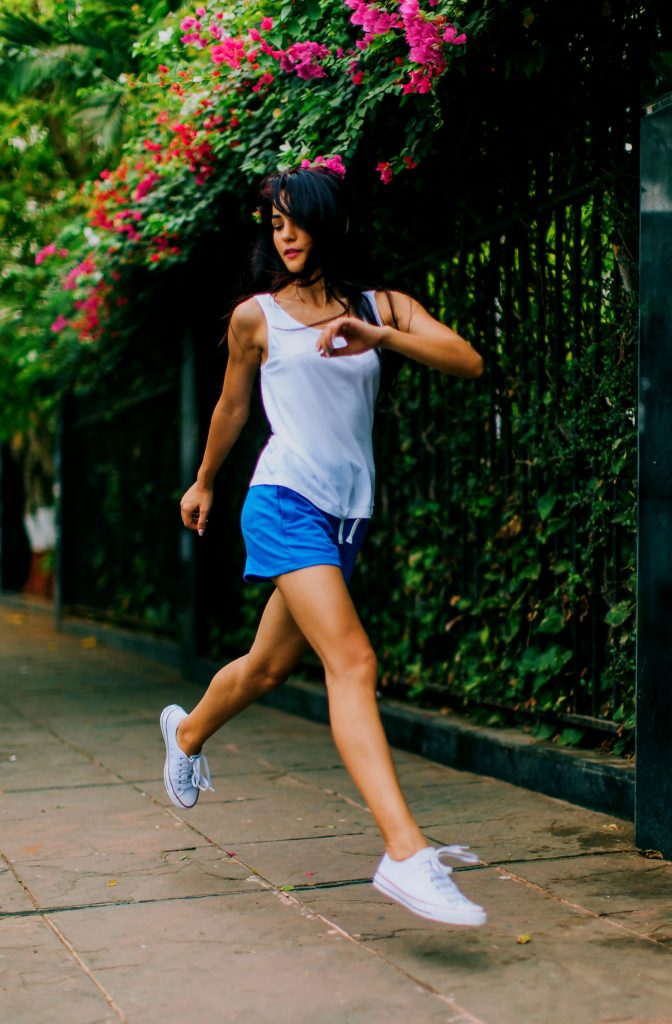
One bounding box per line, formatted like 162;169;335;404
241;485;369;584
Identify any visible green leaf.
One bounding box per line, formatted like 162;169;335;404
604;601;634;628
537;607;564;634
555;728;585;748
538;491;557;521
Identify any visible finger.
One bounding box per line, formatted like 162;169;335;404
197;513;208;536
316;324;337;357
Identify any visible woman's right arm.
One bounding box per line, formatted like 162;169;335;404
180;299;263;535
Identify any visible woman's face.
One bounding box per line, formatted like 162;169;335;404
271;204;314;275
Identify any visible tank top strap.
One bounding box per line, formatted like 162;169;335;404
361;290;383;326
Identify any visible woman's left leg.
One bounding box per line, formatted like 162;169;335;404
274;564;487;926
273;564;426;860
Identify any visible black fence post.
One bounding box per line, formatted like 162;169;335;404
635;94;672;857
179;332;198;668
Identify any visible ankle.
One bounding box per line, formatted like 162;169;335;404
176;719;202;757
385;836;428;862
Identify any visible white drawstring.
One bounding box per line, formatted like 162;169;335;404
338;518;361;545
346;518;361;544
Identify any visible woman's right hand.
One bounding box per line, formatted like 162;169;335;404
180;482;213;535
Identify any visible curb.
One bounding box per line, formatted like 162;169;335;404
258;679;635;822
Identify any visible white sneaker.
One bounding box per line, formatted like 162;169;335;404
373;845;487;926
160;704;214;809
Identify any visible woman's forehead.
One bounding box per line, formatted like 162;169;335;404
271;195;290;217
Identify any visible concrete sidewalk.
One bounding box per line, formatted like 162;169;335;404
1;608;671;1024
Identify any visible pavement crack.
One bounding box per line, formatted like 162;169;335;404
0;849;128;1020
495;866;672;950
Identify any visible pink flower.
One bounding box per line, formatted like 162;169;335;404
63;257;96;291
35;243;69;265
399;0;419;15
443;25;467;45
35;243;56;265
376;161;393;184
345;0;398;44
260;16;273;30
402;68;432;93
280;40;330;80
301;154;347;178
251;71;274;92
403;155;418;169
195;6;206;16
249;27;261;41
134;171;160;200
211;37;246;68
50;314;69;333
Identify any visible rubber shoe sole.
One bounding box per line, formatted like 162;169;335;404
372;871;487;926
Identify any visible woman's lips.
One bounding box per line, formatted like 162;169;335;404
284;249;301;257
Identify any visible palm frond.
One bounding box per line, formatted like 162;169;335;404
73;89;127;155
0;13;58;49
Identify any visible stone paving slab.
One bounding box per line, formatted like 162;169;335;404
2;605;672;1024
51;894;463;1024
0;914;117;1024
5;845;261;912
298;871;672;1024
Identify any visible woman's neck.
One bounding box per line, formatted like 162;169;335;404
292;274;330;310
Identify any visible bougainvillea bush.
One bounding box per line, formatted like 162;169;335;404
7;0;474;408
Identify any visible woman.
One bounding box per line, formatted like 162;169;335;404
161;165;486;926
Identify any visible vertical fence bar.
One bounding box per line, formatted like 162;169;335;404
636;96;672;857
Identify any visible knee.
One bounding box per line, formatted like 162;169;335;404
326;643;378;689
244;655;289;694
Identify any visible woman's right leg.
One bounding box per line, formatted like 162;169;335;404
177;587;308;756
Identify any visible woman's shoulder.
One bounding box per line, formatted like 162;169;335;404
372;289;414;332
231;295;266;329
228;295;268;352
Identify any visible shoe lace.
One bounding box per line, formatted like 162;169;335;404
425;845;480;898
176;752;214;792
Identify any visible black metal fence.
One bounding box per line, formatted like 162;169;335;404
360;177;637;731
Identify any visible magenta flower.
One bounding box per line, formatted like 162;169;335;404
50;314;69;333
376;161;393;185
134;171;161;200
443;25;467;45
260;16;274;30
35;243;57;265
63;257;97;291
301;154;347;178
211;37;247;68
280;40;330;80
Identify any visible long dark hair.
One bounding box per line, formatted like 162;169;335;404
229;165;404;394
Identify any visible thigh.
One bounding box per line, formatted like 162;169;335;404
246;587;310;677
272;564;374;677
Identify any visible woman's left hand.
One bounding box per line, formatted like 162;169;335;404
315;316;384;358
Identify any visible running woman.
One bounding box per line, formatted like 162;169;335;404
161;165;486;926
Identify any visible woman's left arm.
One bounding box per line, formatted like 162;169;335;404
379;290;483;378
315;290;483;378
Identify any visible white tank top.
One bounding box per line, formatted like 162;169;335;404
249;291;382;519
